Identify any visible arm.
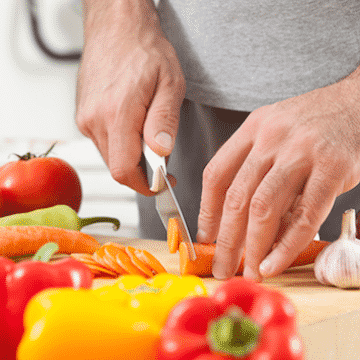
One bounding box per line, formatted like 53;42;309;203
76;0;185;195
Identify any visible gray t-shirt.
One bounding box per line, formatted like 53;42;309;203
157;0;360;111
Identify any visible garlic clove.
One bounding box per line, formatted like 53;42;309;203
314;209;360;289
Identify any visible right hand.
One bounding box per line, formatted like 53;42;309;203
76;0;186;195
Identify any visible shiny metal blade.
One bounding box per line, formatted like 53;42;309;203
155;166;197;261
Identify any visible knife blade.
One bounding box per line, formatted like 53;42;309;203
143;143;197;260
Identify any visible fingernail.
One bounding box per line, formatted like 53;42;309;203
155;131;173;150
259;258;272;277
196;229;207;243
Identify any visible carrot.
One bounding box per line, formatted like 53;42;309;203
116;249;149;277
0;226;101;257
103;244;128;275
85;263;118;278
125;246;154;278
277;240;331;267
167;218;181;253
133;248;167;275
71;253;98;265
73;242;168;278
72;252;119;278
93;246;120;273
179;240;331;277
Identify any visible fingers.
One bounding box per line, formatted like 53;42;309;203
210;152;274;280
258;168;339;278
103;91;156;195
143;59;186;157
77;56;184;196
196;131;254;245
242;160;309;281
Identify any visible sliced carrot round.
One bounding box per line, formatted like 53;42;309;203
133;248;167;275
167;218;181;253
103;244;128;275
116;249;149;277
71;253;96;263
86;263;118;278
71;254;99;269
93;246;116;272
125;246;154;278
102;241;126;250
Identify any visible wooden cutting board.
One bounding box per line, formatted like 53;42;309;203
92;235;360;360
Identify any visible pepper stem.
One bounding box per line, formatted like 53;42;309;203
208;306;261;358
79;216;121;231
32;242;60;262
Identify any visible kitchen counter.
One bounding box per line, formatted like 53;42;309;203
92;235;360;360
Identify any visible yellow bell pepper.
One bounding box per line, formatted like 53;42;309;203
94;273;208;326
17;274;207;360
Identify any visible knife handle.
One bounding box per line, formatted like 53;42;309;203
143;143;167;192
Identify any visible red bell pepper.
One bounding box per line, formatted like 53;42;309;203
0;243;93;360
159;277;304;360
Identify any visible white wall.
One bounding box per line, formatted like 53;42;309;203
0;0;139;238
1;0;83;140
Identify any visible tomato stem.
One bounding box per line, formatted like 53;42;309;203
40;142;57;157
13;142;57;161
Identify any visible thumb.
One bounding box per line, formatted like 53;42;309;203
143;69;185;157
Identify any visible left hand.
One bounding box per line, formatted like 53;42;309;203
196;71;360;281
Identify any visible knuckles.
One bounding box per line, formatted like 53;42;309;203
223;186;248;215
202;161;223;191
249;196;272;221
108;163;137;187
286;204;319;235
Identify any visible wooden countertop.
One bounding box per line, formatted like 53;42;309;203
92;235;360;360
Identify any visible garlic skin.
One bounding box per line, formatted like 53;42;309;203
314;209;360;289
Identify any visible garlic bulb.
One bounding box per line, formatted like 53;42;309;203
314;209;360;289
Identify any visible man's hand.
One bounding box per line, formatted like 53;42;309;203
76;0;185;195
197;71;360;281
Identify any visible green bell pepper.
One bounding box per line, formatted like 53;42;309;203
0;205;120;231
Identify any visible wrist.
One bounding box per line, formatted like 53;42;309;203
82;0;160;33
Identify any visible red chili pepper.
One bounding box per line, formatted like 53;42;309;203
159;277;304;360
0;243;93;360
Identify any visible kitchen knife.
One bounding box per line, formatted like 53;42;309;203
143;142;197;260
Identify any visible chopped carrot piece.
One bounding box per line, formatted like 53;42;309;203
116;249;149;277
167;218;181;253
125;246;154;278
102;244;128;275
179;242;215;277
93;247;117;272
133;248;167;275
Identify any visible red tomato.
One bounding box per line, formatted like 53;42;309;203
0;152;82;217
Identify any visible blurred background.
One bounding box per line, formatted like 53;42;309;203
0;0;139;238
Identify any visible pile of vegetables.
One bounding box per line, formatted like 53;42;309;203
15;275;303;360
0;145;121;262
0;145;306;359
